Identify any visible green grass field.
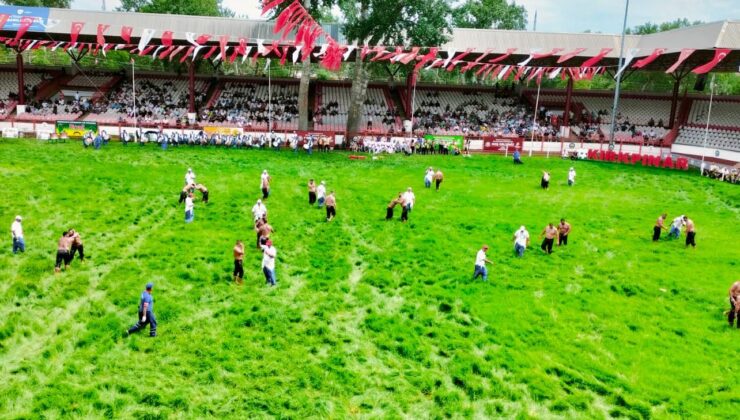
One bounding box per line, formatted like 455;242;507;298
1;139;738;419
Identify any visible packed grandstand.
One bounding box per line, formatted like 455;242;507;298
0;8;738;171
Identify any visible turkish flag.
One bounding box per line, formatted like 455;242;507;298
446;48;474;71
557;48;587;64
489;48;517;64
632;48;665;69
121;26;133;44
414;47;438;72
219;35;229;60
69;22;85;44
15;16;35;42
96;24;110;46
665;48;695;73
532;48;564;59
581;48;612;68
202;46;218;60
161;31;174;47
196;34;212;45
691;49;731;74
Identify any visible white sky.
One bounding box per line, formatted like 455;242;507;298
72;0;738;35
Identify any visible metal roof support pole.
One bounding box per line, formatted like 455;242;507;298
700;74;715;171
563;75;573;126
609;0;630;146
668;76;681;129
16;50;25;105
188;61;195;113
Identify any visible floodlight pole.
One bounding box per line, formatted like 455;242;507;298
529;80;541;157
410;70;418;138
609;0;630;146
700;74;716;171
268;59;272;135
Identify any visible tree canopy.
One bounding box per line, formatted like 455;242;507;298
626;18;703;35
452;0;527;30
117;0;233;17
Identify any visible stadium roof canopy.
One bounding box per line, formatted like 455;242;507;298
0;7;738;72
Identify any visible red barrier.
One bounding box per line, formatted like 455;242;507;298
587;149;688;170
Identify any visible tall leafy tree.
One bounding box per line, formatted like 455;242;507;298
0;0;70;6
339;0;453;136
117;0;233;17
626;18;703;35
452;0;527;30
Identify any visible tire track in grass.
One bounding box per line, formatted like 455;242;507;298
0;201;177;379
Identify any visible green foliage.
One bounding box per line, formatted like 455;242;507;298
117;0;233;17
626;18;704;35
0;0;70;7
452;0;528;30
0;141;738;417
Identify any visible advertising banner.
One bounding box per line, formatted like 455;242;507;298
423;134;463;148
203;126;243;136
56;121;98;138
0;6;49;32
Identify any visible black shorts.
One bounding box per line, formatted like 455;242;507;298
386;208;394;220
309;191;317;204
686;231;696;247
55;250;70;268
234;259;244;277
326;206;336;219
653;226;661;241
541;179;549;189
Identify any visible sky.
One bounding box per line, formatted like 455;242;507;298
72;0;739;35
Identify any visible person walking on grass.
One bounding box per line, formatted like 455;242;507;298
540;223;558;254
558;218;571;246
317;181;327;208
568;167;577;186
307;179;317;206
668;214;685;239
513;226;530;258
541;171;551;190
403;187;415;213
195;184;209;203
233;240;244;285
325;192;337;222
728;281;740;328
179;183;194;204
386;193;402;220
185;192;195;223
68;229;84;263
251;199;267;222
257;218;274;248
261;170;271;200
424;167;434;188
54;231;72;273
185;168;196;186
10;215;24;254
653;213;668;241
684;216;697;248
127;282;157;337
472;245;492;281
434;169;444;191
261;239;277;286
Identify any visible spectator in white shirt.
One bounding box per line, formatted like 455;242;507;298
669;215;685;239
251;199;267;222
568;167;576;186
513;226;530;257
541;171;550;190
317;181;327;208
261;239;277;286
424;167;434;188
472;245;492;281
11;215;24;254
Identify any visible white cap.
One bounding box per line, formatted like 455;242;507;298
187;168;192;172
15;215;22;221
321;181;325;185
257;199;262;204
520;225;526;231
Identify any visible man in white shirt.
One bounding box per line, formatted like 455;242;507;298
317;181;327;208
424;167;434;188
185;168;196;186
11;215;24;254
184;193;194;223
669;215;685;239
472;245;492;281
260;170;271;200
513;226;530;257
403;187;415;213
251;199;267;222
261;239;277;286
568;167;576;186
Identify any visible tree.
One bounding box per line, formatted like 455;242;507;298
0;0;70;6
626;18;702;35
117;0;233;17
339;0;453;136
452;0;527;30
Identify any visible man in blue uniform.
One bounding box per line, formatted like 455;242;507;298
127;282;157;337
